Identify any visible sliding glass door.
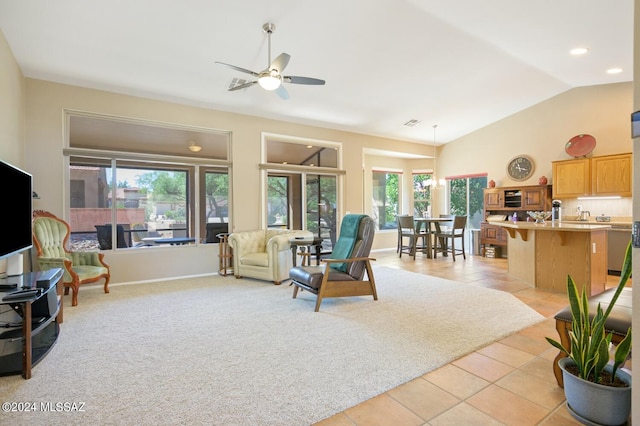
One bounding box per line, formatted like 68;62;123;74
306;174;337;252
448;175;487;252
266;172;337;252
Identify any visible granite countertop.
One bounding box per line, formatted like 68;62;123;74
560;216;631;227
495;221;612;232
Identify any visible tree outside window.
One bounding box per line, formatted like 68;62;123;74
372;171;399;230
413;173;432;217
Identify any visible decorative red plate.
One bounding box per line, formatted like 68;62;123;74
565;134;596;157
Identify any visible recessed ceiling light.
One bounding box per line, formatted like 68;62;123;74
306;145;313;149
607;68;623;74
570;47;589;56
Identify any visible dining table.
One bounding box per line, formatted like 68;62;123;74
413;217;453;258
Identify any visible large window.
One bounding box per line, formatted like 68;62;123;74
448;175;487;228
448;174;487;251
413;173;432;217
306;174;337;251
68;158;196;249
267;175;291;228
66;113;231;250
262;134;343;252
372;170;400;230
201;168;230;242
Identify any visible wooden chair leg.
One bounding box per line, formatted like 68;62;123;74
461;236;466;259
451;238;456;261
553;319;571;388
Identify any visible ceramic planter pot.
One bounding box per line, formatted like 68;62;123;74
559;357;631;426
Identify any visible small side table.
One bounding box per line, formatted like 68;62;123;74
290;237;323;267
216;233;233;276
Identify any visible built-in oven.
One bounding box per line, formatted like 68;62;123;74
608;225;631;275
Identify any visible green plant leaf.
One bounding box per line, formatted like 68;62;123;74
611;329;632;383
549;241;633;384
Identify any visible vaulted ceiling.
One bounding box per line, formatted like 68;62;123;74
0;0;632;145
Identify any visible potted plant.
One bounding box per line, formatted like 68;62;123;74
546;241;632;425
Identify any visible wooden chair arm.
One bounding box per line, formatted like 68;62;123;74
321;257;376;264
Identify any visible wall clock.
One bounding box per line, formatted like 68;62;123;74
507;155;534;181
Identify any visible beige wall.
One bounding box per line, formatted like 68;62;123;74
0;28;25;275
22;78;432;282
0;28;25;166
436;82;633;215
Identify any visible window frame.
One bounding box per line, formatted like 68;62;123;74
372;169;401;230
64;111;231;250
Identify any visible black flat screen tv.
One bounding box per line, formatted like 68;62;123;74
0;161;33;261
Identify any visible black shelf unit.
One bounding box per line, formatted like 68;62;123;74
0;268;62;379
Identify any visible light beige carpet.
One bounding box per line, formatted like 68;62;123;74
0;266;544;425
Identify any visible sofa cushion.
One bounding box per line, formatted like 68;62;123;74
240;252;269;267
289;265;355;291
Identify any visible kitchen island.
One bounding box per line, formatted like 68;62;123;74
494;221;611;296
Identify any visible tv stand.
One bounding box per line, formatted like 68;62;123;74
0;268;63;379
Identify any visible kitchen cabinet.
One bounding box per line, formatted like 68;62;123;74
552;153;631;198
480;184;552;254
483;185;550;211
484;189;502;209
591;153;632;197
481;223;507;246
552;158;590;198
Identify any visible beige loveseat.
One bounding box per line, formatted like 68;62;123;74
228;229;313;284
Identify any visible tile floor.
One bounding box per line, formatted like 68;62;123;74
314;249;631;426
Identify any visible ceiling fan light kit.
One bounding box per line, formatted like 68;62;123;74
215;22;325;99
258;71;282;90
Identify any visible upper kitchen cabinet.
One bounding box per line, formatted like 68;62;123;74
591;153;632;197
552;158;590;198
552;153;632;198
484;185;552;211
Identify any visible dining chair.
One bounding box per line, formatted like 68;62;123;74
433;215;467;261
397;215;419;259
95;224;129;250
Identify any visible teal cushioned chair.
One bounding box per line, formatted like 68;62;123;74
32;210;111;306
289;214;377;312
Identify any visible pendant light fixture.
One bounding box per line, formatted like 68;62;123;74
427;124;446;189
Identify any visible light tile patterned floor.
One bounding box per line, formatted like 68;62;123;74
314;249;630;426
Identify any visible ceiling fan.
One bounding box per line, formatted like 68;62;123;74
215;23;325;100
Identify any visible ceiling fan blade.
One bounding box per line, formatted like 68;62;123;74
229;81;257;91
270;53;290;73
275;85;289;100
284;76;326;85
215;62;259;77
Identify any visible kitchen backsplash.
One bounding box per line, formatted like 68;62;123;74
559;198;632;219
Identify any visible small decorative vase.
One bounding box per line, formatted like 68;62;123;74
488;179;495;188
539;176;548;185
